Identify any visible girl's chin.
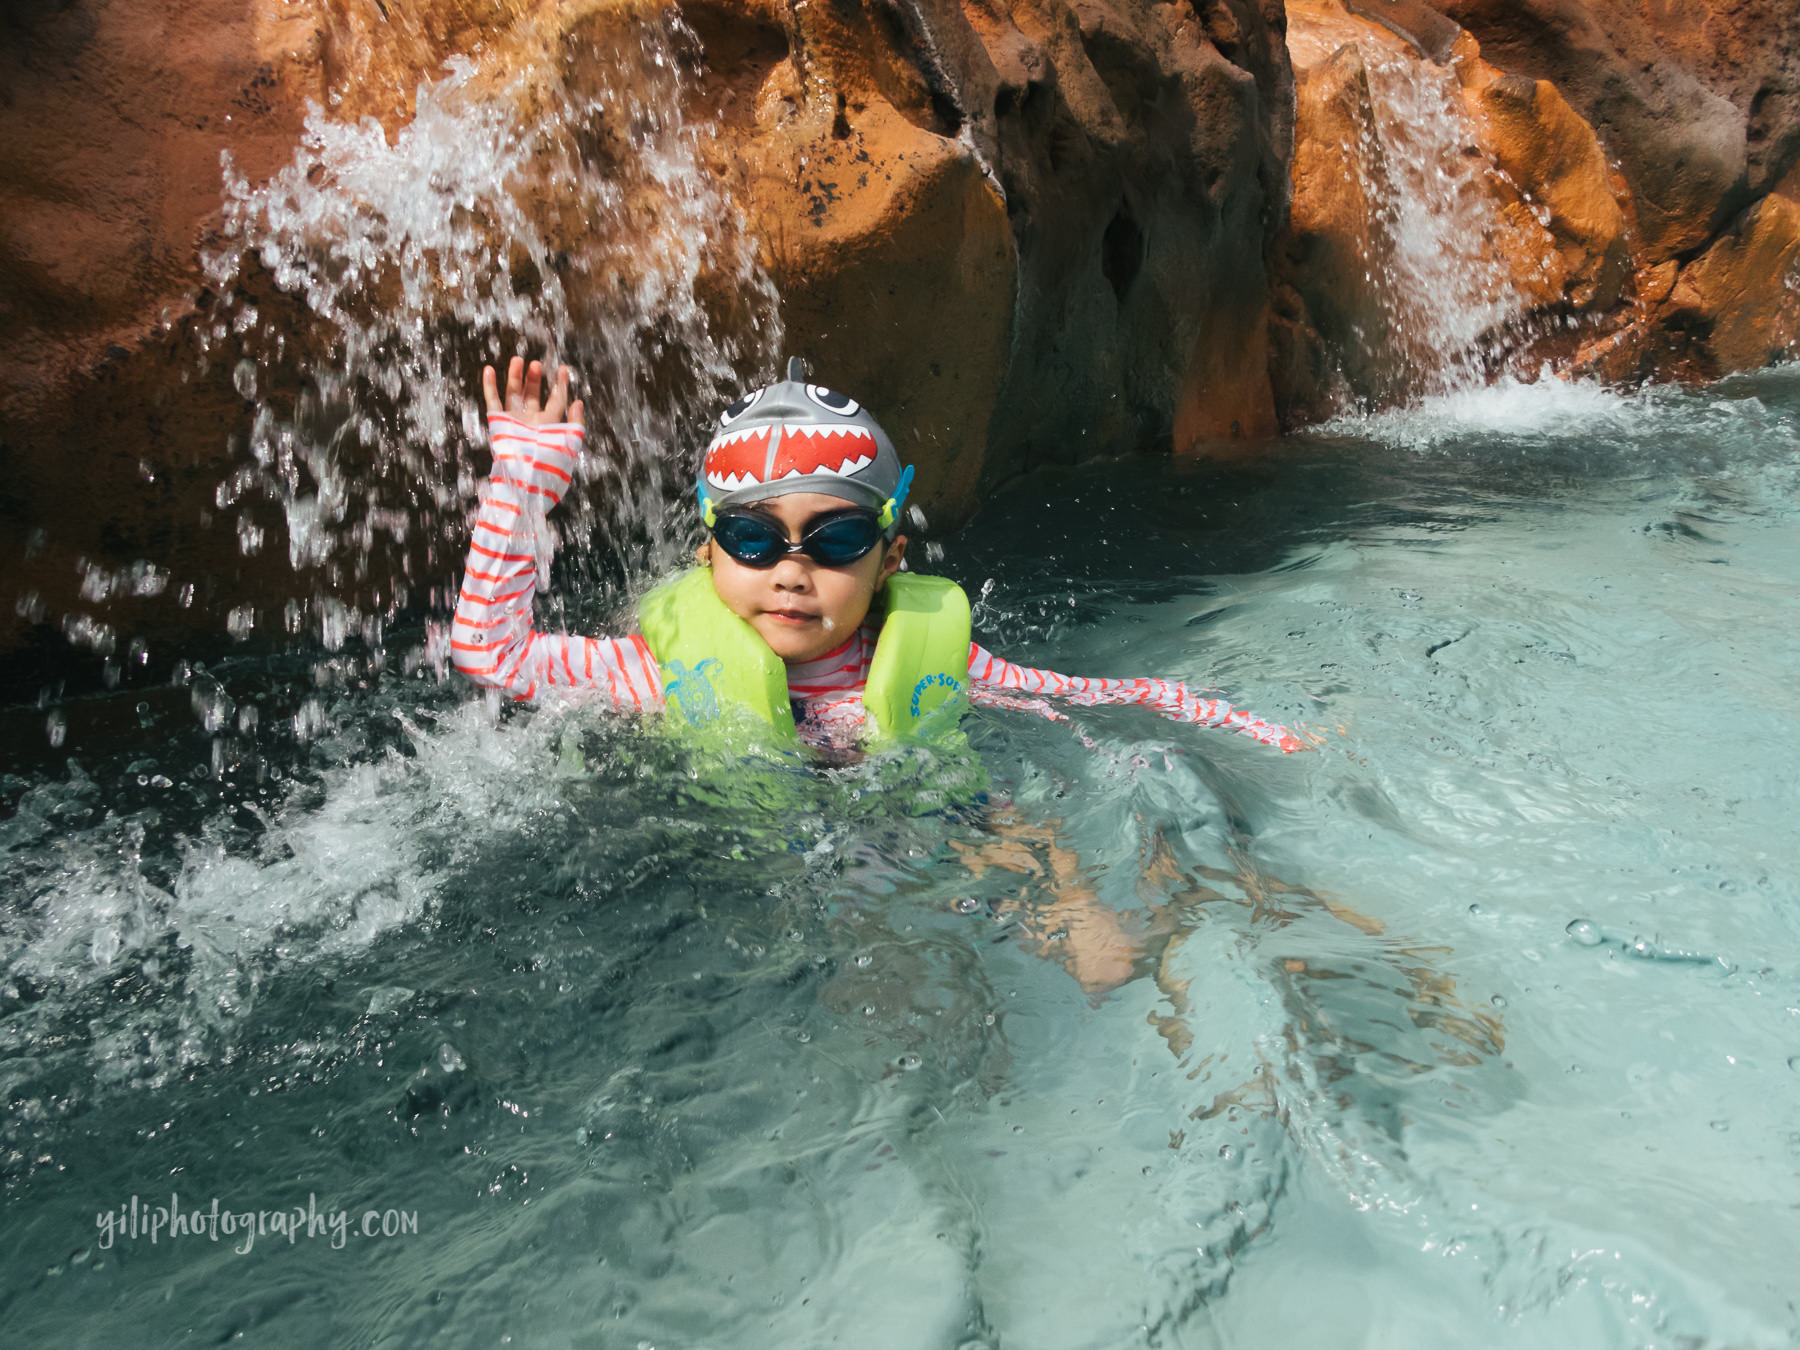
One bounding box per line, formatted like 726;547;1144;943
757;629;838;664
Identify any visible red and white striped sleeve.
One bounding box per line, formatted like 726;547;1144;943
449;413;663;709
964;644;1306;752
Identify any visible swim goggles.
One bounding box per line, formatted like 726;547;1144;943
709;508;884;568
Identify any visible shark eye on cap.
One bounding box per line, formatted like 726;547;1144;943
804;385;860;416
718;386;765;427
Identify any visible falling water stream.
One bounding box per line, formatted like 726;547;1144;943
5;21;1800;1350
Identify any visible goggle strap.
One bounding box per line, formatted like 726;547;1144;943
695;473;717;528
878;464;916;532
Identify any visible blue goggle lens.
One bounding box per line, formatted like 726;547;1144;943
711;510;883;568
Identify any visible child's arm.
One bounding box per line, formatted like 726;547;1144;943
449;358;662;708
964;644;1307;753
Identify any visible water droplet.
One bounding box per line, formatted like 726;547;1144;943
1468;903;1484;916
795;1030;810;1043
954;898;980;914
861;1005;875;1017
1490;993;1508;1008
1788;1055;1800;1073
896;1054;922;1071
45;711;66;748
1565;919;1603;946
1218;1145;1236;1161
982;1013;995;1026
1709;1119;1730;1132
854;954;872;968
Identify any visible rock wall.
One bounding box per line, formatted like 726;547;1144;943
0;0;1294;689
3;0;1798;688
1271;0;1800;418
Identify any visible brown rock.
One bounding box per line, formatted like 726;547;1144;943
2;0;1297;686
1426;0;1800;263
1459;64;1628;311
1270;29;1394;417
0;0;320;688
1273;0;1597;415
1650;192;1800;378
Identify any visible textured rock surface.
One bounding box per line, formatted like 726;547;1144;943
1;0;1295;684
1271;0;1800;419
1274;1;1577;413
677;0;1297;505
1431;0;1800;262
5;0;1800;685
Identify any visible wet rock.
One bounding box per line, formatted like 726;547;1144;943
1273;0;1580;413
1460;63;1628;312
1274;0;1800;416
7;0;1800;680
1430;0;1799;263
677;0;1295;500
2;0;1294;677
1651;192;1800;379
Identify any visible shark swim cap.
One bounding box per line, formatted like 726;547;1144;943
698;359;914;532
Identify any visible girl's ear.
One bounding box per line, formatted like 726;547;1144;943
877;534;908;588
696;539;713;568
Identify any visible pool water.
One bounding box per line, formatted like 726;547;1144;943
4;369;1799;1348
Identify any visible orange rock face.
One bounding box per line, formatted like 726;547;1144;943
5;0;1800;683
1274;1;1581;412
680;0;1297;499
1271;0;1800;420
0;0;1295;681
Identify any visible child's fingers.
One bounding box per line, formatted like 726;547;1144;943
523;360;543;412
567;398;584;431
481;365;500;414
504;355;525;412
543;365;577;422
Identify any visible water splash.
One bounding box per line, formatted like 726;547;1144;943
1355;44;1539;394
1293;31;1548;404
201;17;779;681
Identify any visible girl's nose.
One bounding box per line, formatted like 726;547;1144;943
769;556;813;589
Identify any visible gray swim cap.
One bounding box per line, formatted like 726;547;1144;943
698;359;913;529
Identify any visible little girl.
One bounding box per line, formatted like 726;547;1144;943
451;355;1305;755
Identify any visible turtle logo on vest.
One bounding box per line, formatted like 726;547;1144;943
662;658;725;722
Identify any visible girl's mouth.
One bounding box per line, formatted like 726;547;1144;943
765;608;817;625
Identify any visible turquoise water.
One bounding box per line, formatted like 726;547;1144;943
4;369;1799;1348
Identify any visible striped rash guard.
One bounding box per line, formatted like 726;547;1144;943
452;414;1304;753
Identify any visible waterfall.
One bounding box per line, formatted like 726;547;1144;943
1354;43;1535;394
1286;18;1550;409
199;15;779;705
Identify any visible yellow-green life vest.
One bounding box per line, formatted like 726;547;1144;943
638;568;971;748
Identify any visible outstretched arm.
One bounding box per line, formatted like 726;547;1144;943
449;357;662;707
965;644;1308;752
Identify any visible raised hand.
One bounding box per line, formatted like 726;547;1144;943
481;355;585;431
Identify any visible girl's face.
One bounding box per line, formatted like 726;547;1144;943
700;491;907;663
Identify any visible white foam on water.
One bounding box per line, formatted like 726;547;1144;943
1319;370;1655;449
0;699;589;1091
1318;363;1800;463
